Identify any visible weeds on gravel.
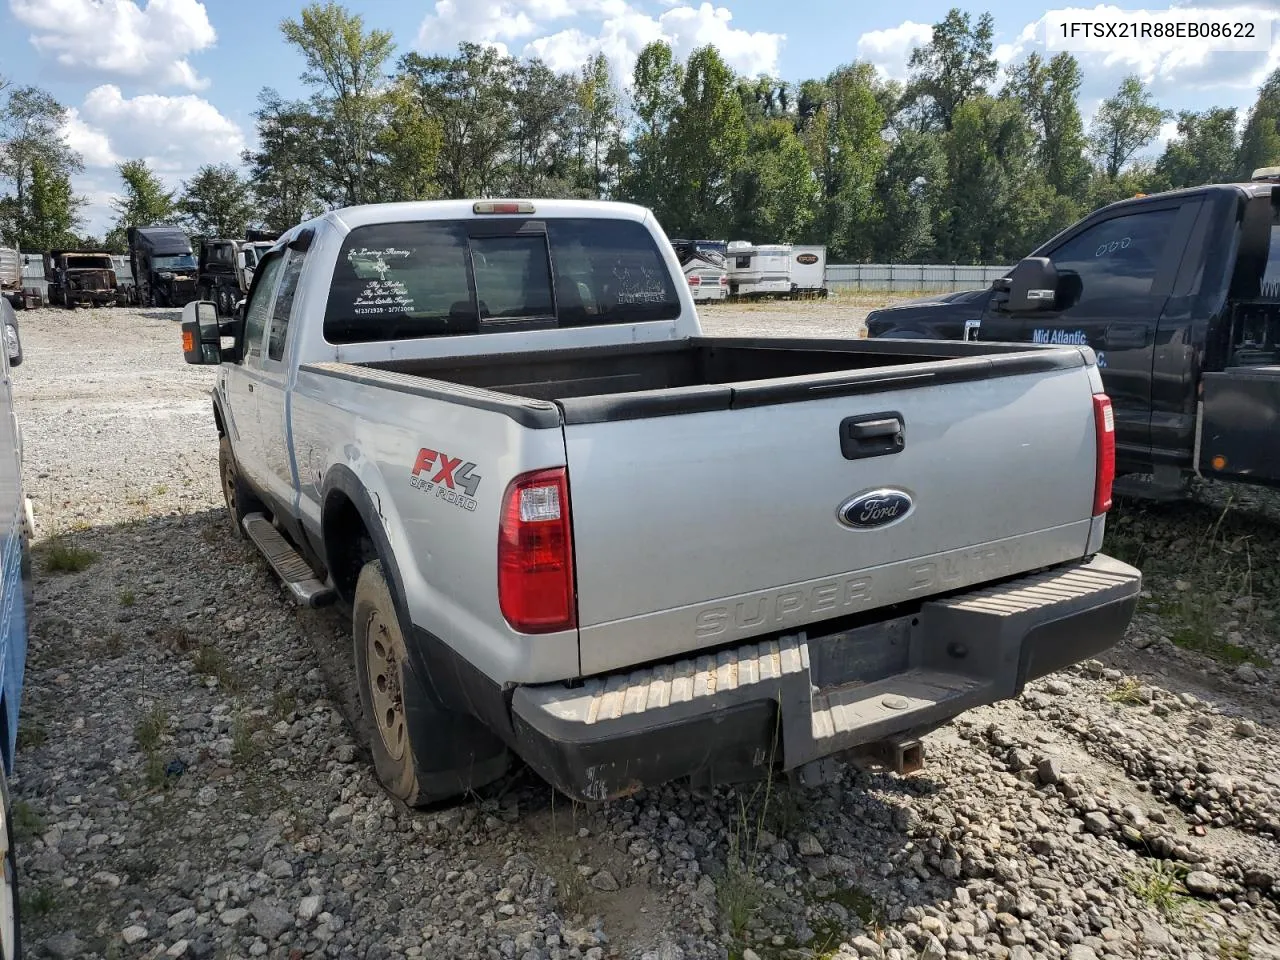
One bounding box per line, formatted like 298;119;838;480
102;631;125;656
1127;860;1190;919
1218;933;1254;959
272;691;297;721
11;800;43;840
157;624;194;653
193;644;241;692
16;720;47;749
118;589;136;607
20;885;56;917
40;538;99;574
1107;678;1146;705
134;704;168;752
232;713;268;764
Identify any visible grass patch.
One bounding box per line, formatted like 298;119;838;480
118;589;136;607
20;885;56;917
192;644;240;692
231;713;268;764
134;704;168;753
157;624;195;653
144;751;170;791
1219;934;1254;960
102;631;126;656
1127;861;1190;919
271;691;297;721
1107;678;1146;705
40;538;99;574
11;800;43;841
16;720;47;750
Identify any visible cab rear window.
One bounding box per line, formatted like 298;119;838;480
324;218;681;344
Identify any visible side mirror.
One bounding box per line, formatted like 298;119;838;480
1005;257;1059;313
181;300;222;365
5;322;22;367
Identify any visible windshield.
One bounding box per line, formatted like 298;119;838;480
154;254;196;271
244;244;273;269
325;217;681;343
67;255;113;270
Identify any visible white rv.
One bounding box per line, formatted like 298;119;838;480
727;242;792;298
790;245;828;297
672;239;729;303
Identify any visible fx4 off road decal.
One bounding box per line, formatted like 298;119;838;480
409;448;481;512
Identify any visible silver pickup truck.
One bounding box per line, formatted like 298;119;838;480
181;199;1141;806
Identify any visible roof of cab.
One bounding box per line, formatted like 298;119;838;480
313;198;655;233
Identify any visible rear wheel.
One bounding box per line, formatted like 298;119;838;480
352;560;509;807
218;435;264;539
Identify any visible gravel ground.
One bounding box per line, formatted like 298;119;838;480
8;301;1280;960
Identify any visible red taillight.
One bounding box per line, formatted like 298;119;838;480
1092;394;1115;515
687;275;701;286
719;275;729;285
498;468;576;633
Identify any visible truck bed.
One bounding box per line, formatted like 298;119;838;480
352;336;1078;424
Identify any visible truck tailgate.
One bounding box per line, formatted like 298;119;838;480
564;360;1101;675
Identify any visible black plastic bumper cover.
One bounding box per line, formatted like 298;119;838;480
511;554;1141;802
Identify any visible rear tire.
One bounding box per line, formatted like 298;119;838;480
352;560;509;807
218;435;264;539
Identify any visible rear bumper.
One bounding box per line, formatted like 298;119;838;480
511;554;1141;802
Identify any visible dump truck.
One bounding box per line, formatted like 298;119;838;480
197;229;279;318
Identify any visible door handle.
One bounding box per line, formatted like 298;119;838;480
840;412;905;460
248;383;254;392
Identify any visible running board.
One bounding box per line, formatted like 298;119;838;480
241;513;336;607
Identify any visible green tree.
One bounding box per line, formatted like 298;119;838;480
243;89;326;233
573;54;622;198
732;117;819;243
800;63;887;260
1237;68;1280;177
398;43;515;199
0;84;84;249
23;159;83;251
869;130;945;262
280;2;395;206
178;163;258;238
508;58;576;196
1004;52;1089;202
620;41;684;222
905;8;998;131
666;45;748;237
1088;75;1172;178
375;78;442;202
111;159;176;235
1157;107;1238;188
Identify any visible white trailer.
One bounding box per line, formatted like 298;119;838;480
790;245;828;297
727;242;792;298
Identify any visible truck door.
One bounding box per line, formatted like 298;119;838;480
221;252;286;498
257;245;308;512
978;198;1197;460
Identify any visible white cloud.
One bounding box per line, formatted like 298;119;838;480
856;21;933;82
416;0;784;82
73;85;246;174
10;0;216;91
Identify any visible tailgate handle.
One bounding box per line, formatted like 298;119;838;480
840;412;904;460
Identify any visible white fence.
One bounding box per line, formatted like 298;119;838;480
826;263;1008;293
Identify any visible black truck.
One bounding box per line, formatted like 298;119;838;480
128;225;198;308
196;229;279;318
865;168;1280;496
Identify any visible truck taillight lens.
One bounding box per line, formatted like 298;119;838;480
687;275;701;286
720;275;729;285
498;468;576;634
1093;394;1115;515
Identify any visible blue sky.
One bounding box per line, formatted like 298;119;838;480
2;0;1278;235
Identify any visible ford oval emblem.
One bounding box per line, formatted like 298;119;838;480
837;489;913;529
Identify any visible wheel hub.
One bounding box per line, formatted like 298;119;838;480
365;611;407;761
